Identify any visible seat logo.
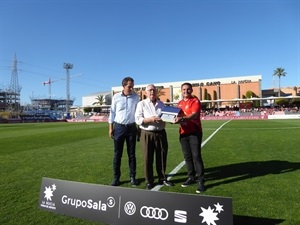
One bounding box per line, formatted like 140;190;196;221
140;206;168;220
174;210;187;223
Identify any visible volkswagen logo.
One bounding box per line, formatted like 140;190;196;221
140;206;168;220
124;201;136;215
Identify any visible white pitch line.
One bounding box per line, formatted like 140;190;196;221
152;120;232;191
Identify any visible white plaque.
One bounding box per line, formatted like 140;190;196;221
160;106;181;123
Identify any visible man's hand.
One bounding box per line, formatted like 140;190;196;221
153;116;162;123
109;126;114;139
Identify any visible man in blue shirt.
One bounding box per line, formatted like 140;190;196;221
108;77;140;186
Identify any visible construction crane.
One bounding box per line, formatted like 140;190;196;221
42;73;83;99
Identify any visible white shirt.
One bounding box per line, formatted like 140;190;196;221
135;98;165;131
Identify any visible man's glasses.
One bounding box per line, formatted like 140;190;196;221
146;89;156;92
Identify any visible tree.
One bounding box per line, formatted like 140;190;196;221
174;93;180;101
156;88;165;100
93;95;104;106
204;88;208;100
92;95;104;113
273;67;287;97
133;89;142;100
246;90;256;98
213;90;217;100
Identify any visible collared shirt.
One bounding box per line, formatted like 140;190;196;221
108;91;139;124
135;98;165;131
177;96;202;134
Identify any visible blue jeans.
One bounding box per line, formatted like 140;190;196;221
179;132;204;182
113;123;137;180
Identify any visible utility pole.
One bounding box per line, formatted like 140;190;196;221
9;53;21;114
63;63;73;116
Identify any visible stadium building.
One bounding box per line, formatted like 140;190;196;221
111;75;263;109
81;75;300;111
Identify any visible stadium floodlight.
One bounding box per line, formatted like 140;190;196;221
63;63;73;116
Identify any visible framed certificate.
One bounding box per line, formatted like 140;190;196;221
160;106;181;123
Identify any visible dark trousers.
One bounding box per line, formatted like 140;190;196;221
113;123;137;180
180;132;204;182
140;129;168;184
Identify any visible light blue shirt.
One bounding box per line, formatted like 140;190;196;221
108;91;139;124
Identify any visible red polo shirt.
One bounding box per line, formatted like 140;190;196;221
177;96;202;135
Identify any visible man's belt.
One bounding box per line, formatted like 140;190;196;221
114;122;136;127
142;129;165;133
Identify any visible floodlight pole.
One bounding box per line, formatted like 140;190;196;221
63;63;73;115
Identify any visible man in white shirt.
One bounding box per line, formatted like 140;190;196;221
135;84;174;190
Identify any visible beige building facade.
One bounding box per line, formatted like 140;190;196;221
112;75;262;108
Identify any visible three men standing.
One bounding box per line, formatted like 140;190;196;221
108;79;204;193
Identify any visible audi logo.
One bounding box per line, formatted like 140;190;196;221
140;206;169;220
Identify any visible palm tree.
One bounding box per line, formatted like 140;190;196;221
156;88;165;100
92;95;104;113
273;67;287;97
133;89;143;100
93;95;104;106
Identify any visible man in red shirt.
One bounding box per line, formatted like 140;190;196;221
174;82;205;193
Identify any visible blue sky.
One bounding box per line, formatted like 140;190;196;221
1;0;299;106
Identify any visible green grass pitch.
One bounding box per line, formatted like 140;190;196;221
1;119;299;225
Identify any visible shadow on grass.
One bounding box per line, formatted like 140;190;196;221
233;215;284;225
205;160;300;189
167;161;294;225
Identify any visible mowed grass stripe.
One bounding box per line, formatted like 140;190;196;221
0;123;107;155
0;120;300;225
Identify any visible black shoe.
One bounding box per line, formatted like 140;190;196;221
157;180;164;185
181;177;196;187
111;179;120;186
196;181;205;193
130;177;139;186
163;180;174;187
146;183;155;190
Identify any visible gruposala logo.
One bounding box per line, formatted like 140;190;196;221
40;183;57;210
44;184;57;201
199;202;224;225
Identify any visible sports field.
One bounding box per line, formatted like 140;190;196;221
1;119;299;225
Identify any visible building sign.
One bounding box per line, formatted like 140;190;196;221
231;80;252;84
134;86;164;92
200;81;221;86
238;80;251;84
39;177;233;225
